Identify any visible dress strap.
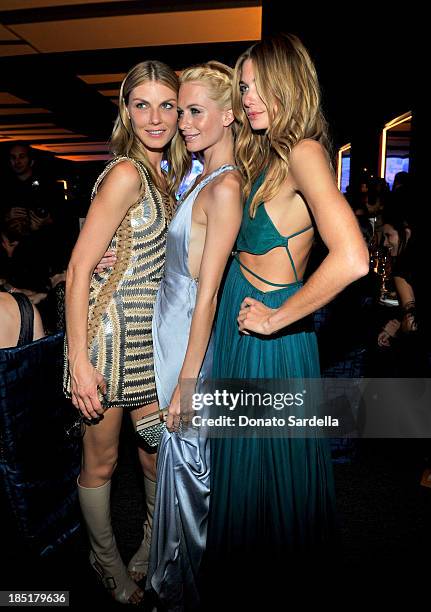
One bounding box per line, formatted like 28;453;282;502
191;164;238;200
284;246;299;283
286;224;313;240
285;225;313;283
10;292;34;346
234;255;298;288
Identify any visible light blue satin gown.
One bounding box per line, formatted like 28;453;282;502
147;164;237;610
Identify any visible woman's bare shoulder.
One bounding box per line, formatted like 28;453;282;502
290;139;328;163
288;139;332;187
0;293;19;338
206;169;242;202
101;159;142;188
92;159;144;209
0;292;15;311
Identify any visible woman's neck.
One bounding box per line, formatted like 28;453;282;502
146;149;164;178
201;132;235;176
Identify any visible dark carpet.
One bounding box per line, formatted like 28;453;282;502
2;415;431;609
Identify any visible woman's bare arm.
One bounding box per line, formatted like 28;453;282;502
394;275;417;332
239;140;370;335
166;173;242;428
394;275;415;309
65;161;141;418
182;173;242;377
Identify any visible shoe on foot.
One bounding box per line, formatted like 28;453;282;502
78;479;144;605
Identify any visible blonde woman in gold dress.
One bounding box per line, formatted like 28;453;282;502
64;61;188;604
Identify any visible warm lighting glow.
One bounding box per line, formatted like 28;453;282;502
31;141;104;153
12;7;262;53
78;73;125;85
57;179;68;200
55;154;113;162
337;143;351;190
380;112;412;179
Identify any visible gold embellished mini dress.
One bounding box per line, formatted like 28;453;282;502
64;156;168;410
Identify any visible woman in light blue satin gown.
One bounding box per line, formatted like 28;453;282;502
147;61;242;610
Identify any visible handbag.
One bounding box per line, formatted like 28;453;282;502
136;409;168;453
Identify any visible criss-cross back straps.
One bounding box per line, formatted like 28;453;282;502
284;224;313;282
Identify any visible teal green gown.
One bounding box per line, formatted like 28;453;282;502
204;173;336;602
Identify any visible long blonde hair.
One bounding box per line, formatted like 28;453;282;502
110;60;190;202
233;33;330;217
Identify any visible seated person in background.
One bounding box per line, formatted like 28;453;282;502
0;215;31;284
0;291;45;349
377;213;412;347
1;216;66;331
0;215;50;300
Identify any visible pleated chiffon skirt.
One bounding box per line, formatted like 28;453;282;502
206;258;336;589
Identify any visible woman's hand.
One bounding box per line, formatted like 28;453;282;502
70;360;107;420
94;250;117;274
27;291;48;305
237;297;277;335
50;271;66;288
378;318;401;347
166;384;181;432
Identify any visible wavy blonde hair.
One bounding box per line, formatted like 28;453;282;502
233;33;331;217
110;60;190;203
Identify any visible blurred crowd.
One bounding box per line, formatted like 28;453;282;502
315;169;429;378
0;142;82;342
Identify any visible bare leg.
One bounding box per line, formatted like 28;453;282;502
78;407;143;604
80;406;123;487
127;401;160;580
130;400;159;480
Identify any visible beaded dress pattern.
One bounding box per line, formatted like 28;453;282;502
64;156;168;409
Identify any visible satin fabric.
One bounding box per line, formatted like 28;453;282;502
148;165;237;610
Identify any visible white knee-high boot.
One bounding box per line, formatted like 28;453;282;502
78;479;143;604
128;476;157;581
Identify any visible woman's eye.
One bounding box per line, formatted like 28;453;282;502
190;108;200;115
162;102;174;109
239;85;248;94
177;109;184;117
136;102;147;109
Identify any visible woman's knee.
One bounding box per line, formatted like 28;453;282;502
138;448;157;480
81;449;119;482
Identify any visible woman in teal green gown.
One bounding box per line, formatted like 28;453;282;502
204;34;370;603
